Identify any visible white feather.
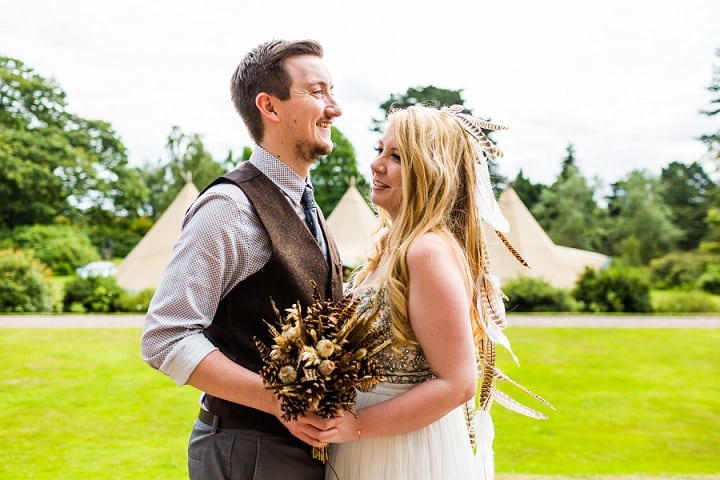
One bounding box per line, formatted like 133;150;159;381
492;390;548;420
473;409;495;480
474;162;509;233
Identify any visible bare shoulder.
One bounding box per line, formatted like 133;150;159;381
406;232;457;267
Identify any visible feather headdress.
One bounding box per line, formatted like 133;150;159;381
442;105;552;479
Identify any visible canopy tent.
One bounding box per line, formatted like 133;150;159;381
115;181;199;291
326;182;378;267
485;186;610;289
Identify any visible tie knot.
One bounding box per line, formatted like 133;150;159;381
301;185;316;209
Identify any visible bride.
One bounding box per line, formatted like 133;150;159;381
323;104;511;480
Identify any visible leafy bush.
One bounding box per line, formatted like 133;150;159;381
699;241;720;254
115;288;155;313
62;276;125;313
573;265;652;313
651;290;720;313
501;276;575;312
7;224;99;275
649;251;716;290
0;248;54;312
696;263;720;295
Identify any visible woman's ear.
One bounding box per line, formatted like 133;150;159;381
256;92;280;124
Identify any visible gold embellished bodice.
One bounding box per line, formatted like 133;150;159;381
352;285;434;384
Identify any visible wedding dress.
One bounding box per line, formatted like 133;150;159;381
326;286;477;480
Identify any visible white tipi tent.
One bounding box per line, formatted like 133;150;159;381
115;181;199;291
326;181;378;267
486;186;610;289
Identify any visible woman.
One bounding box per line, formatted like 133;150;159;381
324;104;511;479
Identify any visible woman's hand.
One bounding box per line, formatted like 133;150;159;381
281;410;340;448
319;410;362;444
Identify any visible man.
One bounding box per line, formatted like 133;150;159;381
141;39;345;479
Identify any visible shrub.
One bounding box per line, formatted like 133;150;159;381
501;276;575;312
7;224;99;275
115;288;155;313
651;290;720;313
0;248;54;312
62;276;125;313
649;251;716;290
573;265;652;313
696;263;720;295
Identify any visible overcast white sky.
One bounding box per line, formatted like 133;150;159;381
2;0;719;186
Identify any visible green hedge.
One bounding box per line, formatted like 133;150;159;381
573;265;652;312
0;248;54;312
650;251;719;293
502;276;575;312
62;275;154;313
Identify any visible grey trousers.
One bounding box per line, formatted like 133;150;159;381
188;418;324;480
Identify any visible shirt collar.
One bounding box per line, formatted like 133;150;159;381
249;145;312;205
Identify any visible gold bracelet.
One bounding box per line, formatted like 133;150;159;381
353;411;361;439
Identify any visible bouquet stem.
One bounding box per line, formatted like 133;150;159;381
313;445;329;463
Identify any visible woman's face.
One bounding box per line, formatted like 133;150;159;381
370;124;403;219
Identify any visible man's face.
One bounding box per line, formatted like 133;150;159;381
276;54;342;163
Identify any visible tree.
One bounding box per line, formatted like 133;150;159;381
141;126;226;219
605;170;682;264
372;85;507;189
559;143;578;181
531;144;606;252
660;161;716;250
511;169;546;211
0;55;148;229
371;85;467;133
313;127;370;215
699;48;720;164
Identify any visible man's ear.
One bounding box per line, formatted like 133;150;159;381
256;93;280;124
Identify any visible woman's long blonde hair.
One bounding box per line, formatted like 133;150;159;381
354;105;487;348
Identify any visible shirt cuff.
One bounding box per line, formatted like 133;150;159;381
159;334;218;386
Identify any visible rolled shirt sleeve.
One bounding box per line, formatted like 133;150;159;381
141;182;270;385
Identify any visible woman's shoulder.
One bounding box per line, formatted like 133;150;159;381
406;231;456;262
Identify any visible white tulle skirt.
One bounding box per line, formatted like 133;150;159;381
325;383;477;480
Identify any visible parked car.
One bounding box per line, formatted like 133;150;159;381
75;261;117;278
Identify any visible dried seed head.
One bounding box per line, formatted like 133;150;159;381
315;339;334;358
279;365;297;384
318;359;336;376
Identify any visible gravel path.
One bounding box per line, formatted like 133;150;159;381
1;314;719;328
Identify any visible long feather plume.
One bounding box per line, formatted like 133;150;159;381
495;230;530;268
494;366;556;411
491;390;548;420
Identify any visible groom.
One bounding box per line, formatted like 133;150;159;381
141;39;345;479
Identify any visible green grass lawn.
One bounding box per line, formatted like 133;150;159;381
492;328;720;476
0;327;718;479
